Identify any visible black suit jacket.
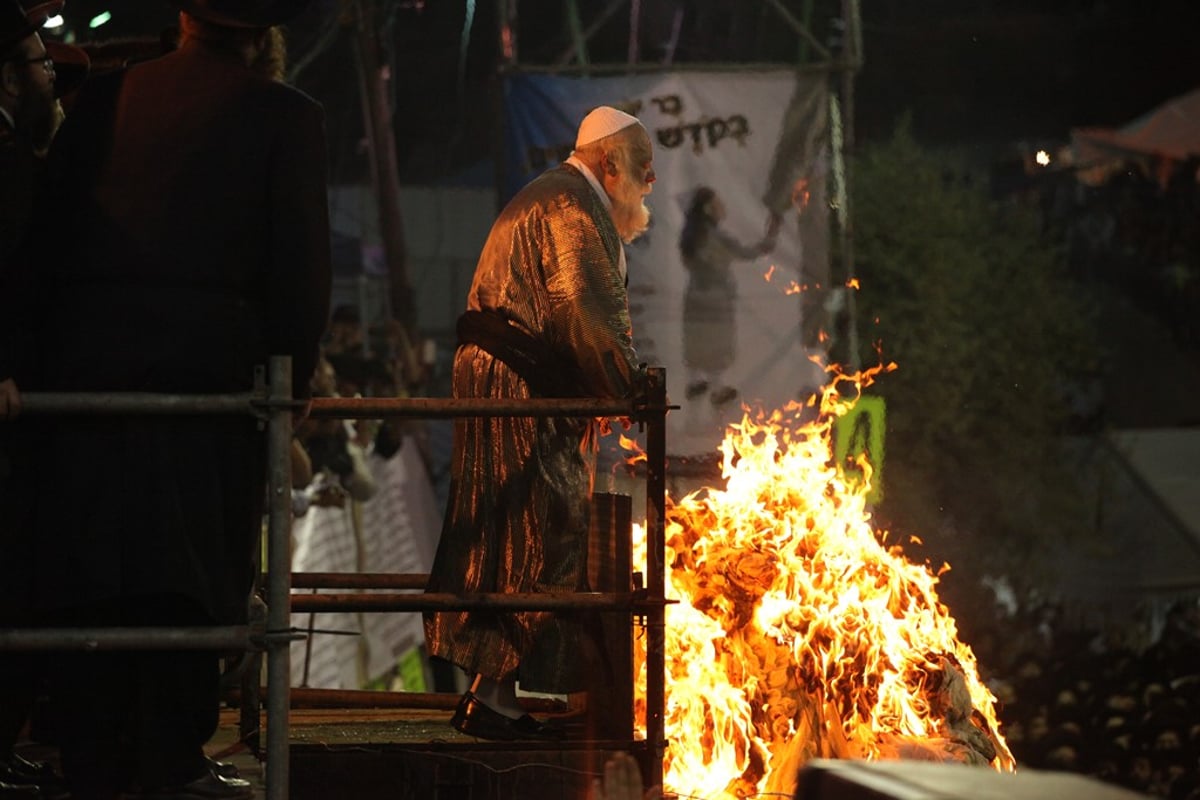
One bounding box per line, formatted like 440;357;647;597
32;39;332;621
0;111;41;618
41;39;330;397
0;113;39;386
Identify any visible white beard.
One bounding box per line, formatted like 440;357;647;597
611;173;652;244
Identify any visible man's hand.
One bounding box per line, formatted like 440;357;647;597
0;378;21;421
309;483;347;509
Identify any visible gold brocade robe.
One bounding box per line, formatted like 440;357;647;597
423;163;644;692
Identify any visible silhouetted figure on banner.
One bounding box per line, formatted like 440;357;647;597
678;185;778;407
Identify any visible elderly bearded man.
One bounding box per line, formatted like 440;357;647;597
424;106;656;741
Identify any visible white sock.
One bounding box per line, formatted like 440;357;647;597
470;674;524;719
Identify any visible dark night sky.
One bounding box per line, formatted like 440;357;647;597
856;1;1200;146
46;0;1200;183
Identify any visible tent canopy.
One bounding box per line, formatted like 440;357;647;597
1072;87;1200;164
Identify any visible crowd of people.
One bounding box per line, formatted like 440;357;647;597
973;598;1200;799
290;305;438;519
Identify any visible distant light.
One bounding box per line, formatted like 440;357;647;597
43;13;63;27
88;11;112;28
1036;150;1051;166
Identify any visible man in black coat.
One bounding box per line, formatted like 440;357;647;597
31;1;331;797
0;2;84;797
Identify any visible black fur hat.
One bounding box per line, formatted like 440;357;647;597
1;0;61;55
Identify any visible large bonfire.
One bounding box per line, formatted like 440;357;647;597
632;362;1015;799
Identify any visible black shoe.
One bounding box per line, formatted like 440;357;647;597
205;757;239;780
0;755;66;798
2;754;56;784
140;768;253;800
0;781;38;799
450;692;564;742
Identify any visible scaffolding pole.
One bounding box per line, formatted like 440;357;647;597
264;356;295;800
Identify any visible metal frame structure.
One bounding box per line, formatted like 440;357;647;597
4;355;670;799
494;0;856;69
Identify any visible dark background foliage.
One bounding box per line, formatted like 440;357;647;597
844;121;1102;608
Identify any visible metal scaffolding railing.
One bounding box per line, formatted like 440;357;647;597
3;355;670;798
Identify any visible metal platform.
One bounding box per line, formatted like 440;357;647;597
16;704;642;800
243;705;641;800
282;708;646;800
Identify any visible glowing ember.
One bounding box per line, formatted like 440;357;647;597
632;363;1015;798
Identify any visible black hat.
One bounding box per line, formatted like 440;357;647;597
170;0;310;29
1;0;61;54
22;0;58;23
2;1;89;99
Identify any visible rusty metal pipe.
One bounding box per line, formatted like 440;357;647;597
227;688;567;712
15;393;663;421
264;356;294;800
290;591;655;614
18;392;257;416
306;395;640;419
643;367;668;793
0;626;250;652
288;572;429;590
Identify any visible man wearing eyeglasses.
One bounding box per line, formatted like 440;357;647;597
1;0;87;425
1;2;76;798
0;0;60;265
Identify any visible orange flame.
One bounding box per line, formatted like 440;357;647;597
619;432;647;467
633;363;1014;798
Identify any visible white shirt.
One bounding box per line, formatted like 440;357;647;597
565;154;627;282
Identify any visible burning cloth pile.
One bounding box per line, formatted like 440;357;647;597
633;365;1015;799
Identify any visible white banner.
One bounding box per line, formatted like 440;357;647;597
289;439;440;689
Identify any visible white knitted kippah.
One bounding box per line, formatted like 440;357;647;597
575;106;640;148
